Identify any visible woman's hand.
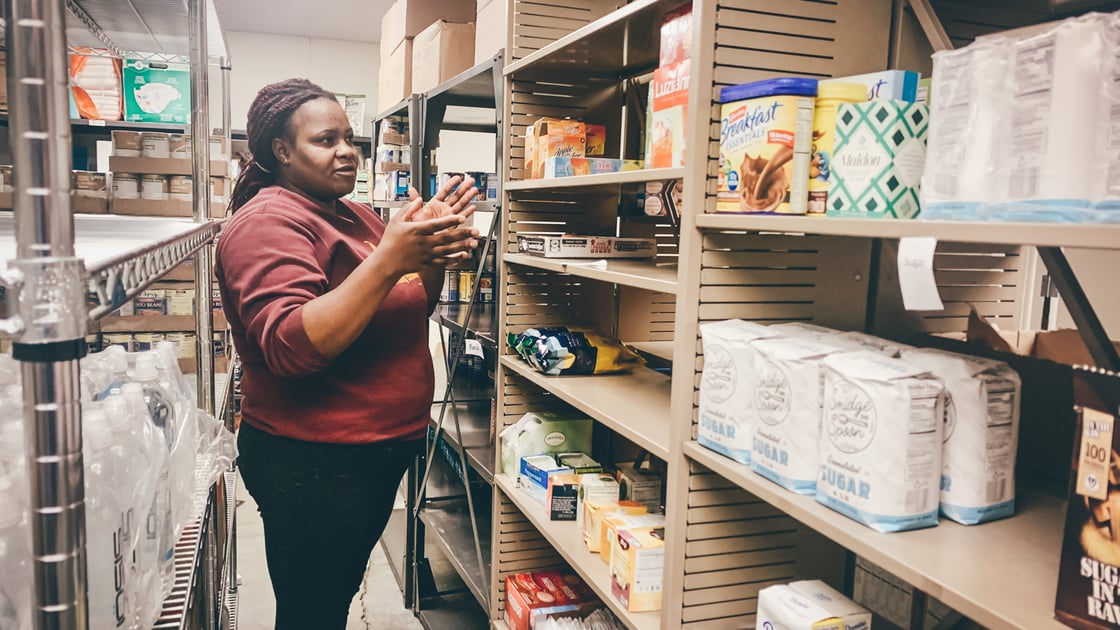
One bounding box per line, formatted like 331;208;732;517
408;175;479;223
375;199;480;277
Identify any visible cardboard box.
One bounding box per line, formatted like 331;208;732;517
600;512;661;564
610;524;665;613
475;0;509;65
380;0;476;61
111;197;225;218
499;411;593;483
547;473;581;521
616;463;665;513
578;475;620;544
122;59;190;124
108;156;229;178
504;572;599;630
559;453;602;475
542;157;643;179
583;500;632;553
412;21;475;95
165;289;195;317
821;70;920;103
524;124;537;180
135;290;166;316
520;455;572;505
378;39;413;115
789;580;872;630
645;7;692;169
585;124;607;157
534;118;585;179
73;196;109;214
516;235;657;259
827;101;928;219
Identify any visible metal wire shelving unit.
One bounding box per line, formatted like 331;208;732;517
1;0;236;627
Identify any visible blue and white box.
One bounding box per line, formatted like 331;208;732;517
822;70;920;103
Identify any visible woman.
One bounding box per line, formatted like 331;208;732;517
215;78;480;629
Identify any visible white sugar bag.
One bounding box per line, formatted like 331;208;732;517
900;347;1021;524
771;322;903;357
750;336;843;494
697;320;782;464
818;351;945;533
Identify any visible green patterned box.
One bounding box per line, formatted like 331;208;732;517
827;101;929;219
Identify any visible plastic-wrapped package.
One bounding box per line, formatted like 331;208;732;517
0;475;30;630
507;328;643;375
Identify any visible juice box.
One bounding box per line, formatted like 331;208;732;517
534;118;585;179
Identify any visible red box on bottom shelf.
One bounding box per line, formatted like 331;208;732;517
504;571;601;630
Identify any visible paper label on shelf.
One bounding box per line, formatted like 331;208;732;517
897;237;944;311
464;339;484;358
89;119;106;126
1077;407;1114;501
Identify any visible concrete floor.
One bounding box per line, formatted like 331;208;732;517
234;474;422;630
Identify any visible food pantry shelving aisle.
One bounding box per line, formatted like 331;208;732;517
0;0;236;626
469;1;1120;629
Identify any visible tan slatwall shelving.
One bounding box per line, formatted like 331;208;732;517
487;1;1105;628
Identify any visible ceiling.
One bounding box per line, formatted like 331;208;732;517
213;0;393;43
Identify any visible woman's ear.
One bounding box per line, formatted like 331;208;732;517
272;137;290;167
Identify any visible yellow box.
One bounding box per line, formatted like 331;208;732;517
582;500;618;553
534;118;585;179
599;508;657;565
585;124;606;157
610;524;665;613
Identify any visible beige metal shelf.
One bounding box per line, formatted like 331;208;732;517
495;474;662;630
506;168;685;192
693;213;1120;251
505;253;678;295
682;442;1066;630
500;356;671;460
503;0;681;78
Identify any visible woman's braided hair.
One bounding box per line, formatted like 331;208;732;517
228;78;337;213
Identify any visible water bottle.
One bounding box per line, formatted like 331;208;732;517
0;394;26;513
84;405;134;630
93;347;131;401
152;344;199;533
120;383;173;612
0;476;30;630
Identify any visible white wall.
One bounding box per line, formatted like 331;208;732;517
226;31;378;136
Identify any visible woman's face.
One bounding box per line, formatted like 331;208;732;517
274;98;359;202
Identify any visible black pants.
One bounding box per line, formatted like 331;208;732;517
237;423;421;630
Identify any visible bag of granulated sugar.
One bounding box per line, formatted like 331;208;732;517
697;320;782;465
900;347;1021;525
818;351;945;533
772;322;904;357
750;336;845;494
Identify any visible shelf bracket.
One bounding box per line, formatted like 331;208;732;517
64;0;128;58
1037;247;1120;371
907;0;953;52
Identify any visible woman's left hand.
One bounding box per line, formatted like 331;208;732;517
408;175;479;223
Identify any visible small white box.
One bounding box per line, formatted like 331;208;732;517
516;235;656;259
789;580;872;630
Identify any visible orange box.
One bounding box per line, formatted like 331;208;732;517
598;504;653;564
586;124;607;157
646;7;692;169
524;124;536;180
504;572;600;630
534;118;585;179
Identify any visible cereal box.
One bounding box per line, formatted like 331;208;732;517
646;60;689;169
717;78;817;214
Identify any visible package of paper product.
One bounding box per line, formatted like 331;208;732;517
822;69;920;102
818;351;945;533
122;60;190;124
757;584;845;630
1096;12;1120;219
827;100;929;219
920;41;1013;220
789;580;872;630
69;49;122;121
900;347;1021;524
697;320;782;464
750;336;844;494
499;411;593;483
1004;16;1107;222
771;322;903;357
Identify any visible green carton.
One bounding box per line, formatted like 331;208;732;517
827;100;929;219
500;411;593;483
122;60;191;124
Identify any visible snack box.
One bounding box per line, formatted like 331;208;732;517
559;453;603;475
600;512;663;564
542;156;643;178
534;118;585;179
547;473;581;521
610;524;666;612
586;124;607;156
520;455;572;505
616;462;665;513
504;572;601;630
516;235;656;259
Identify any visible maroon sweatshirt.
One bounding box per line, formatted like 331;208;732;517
215;186;432;444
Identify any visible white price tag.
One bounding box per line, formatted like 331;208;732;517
464;339;484;358
88;119;106;126
897;237;944;311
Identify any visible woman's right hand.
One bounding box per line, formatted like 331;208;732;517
374;198;480;276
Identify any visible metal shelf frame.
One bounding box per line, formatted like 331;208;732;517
2;0;232;627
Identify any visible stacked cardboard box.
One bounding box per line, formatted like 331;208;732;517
378;0;474;112
474;0;508;65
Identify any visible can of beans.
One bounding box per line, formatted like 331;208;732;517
445;269;459;303
478;273;494;303
458;271;475;303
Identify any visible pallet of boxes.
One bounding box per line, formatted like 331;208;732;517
109;130;230;218
97;259;230;375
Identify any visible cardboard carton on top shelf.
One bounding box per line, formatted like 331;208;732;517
475;0;509;65
378;39;413;114
108;156;230;178
379;0;475;60
111;197;226;218
411;21;476;95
